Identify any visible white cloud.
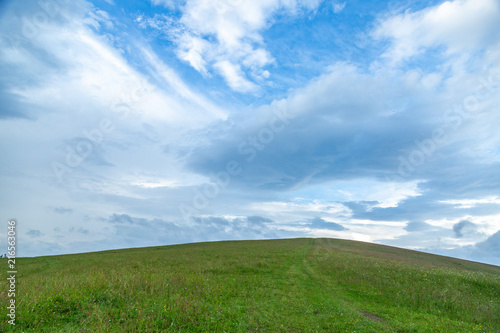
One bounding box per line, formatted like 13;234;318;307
148;0;323;92
0;0;231;246
250;199;352;222
440;196;500;209
373;0;500;63
284;178;423;211
214;60;258;93
140;46;228;121
424;215;500;236
176;34;211;75
306;218;407;243
332;2;345;13
2;0;500;267
132;179;179;189
0;3;225;125
326;179;423;209
422;229;500;265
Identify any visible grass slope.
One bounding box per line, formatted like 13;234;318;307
1;238;499;332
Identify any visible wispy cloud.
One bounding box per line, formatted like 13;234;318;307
372;0;500;64
440;196;500;209
145;0;323;92
332;2;346;13
453;219;478;238
1;0;499;266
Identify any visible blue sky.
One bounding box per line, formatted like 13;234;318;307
1;0;500;265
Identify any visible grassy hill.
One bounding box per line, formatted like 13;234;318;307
2;238;499;332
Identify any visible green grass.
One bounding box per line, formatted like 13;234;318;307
1;238;499;332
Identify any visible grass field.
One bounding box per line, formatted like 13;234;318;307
1;238;499;332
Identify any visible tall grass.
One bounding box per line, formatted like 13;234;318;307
1;238;499;332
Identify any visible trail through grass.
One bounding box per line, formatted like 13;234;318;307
1;238;499;332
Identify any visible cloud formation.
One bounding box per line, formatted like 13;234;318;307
373;0;500;63
452;219;478;238
0;0;499;266
145;0;322;92
309;217;347;231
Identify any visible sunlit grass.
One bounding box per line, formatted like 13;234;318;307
1;238;499;332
